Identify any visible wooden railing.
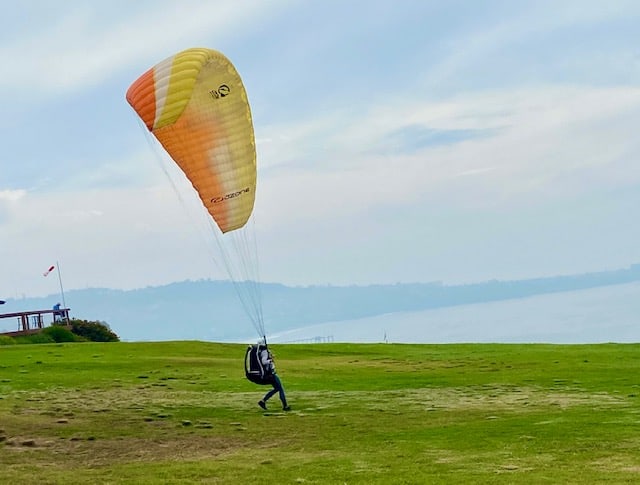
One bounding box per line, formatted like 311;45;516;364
0;308;71;336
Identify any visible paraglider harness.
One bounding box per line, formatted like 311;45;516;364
245;343;275;385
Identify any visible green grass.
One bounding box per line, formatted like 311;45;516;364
1;341;639;483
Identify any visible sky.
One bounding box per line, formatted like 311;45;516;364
1;0;640;299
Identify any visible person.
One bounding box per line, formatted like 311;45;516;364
257;342;290;411
52;302;63;322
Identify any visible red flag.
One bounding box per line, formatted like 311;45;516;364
43;265;55;277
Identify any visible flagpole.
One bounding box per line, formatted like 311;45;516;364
56;260;67;311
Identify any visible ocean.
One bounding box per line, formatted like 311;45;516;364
268;282;640;344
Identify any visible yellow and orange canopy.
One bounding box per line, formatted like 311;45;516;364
126;48;256;233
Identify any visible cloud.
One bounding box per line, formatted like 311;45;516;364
0;189;27;223
251;83;640;242
379;126;499;154
0;183;217;297
418;1;640;91
0;189;26;202
455;167;498;177
0;1;293;96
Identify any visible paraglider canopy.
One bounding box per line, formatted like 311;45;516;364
126;47;266;339
126;47;257;234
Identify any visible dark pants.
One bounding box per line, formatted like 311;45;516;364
263;373;287;407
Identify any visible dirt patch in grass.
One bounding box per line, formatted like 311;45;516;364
2;433;263;467
54;435;250;465
1;386;280;454
589;439;640;474
296;386;627;413
3;385;627;429
2;382;633;475
4;386;260;416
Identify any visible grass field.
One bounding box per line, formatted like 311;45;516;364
1;341;639;484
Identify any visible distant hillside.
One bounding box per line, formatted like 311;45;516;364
3;264;640;341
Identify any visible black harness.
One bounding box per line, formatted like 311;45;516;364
245;344;274;385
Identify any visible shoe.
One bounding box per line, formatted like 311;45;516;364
258;400;267;410
283;405;291;411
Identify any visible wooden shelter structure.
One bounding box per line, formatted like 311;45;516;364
0;308;70;337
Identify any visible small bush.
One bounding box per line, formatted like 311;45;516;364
14;333;55;344
42;325;77;343
1;318;119;345
69;319;119;342
0;335;16;345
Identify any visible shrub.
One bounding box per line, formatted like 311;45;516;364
42;325;77;343
69;319;119;342
1;318;119;345
0;335;16;345
15;332;55;344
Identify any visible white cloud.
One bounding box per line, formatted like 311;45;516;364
0;189;27;202
255;85;640;223
0;183;219;297
4;81;636;296
0;1;293;95
419;1;640;90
